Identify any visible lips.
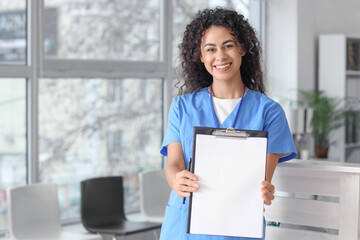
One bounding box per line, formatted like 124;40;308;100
214;63;232;71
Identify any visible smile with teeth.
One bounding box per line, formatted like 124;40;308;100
215;63;231;69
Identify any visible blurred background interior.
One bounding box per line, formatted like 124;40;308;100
0;0;359;238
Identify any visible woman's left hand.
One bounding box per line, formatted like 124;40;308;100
261;180;275;205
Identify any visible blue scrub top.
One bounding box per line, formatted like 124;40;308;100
160;87;297;240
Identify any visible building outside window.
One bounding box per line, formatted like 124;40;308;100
107;130;123;159
107;79;124;103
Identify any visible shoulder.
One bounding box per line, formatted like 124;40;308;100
173;88;207;106
177;87;207;100
246;90;282;111
245;90;286;123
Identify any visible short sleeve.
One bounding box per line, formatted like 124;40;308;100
160;98;181;157
264;102;297;163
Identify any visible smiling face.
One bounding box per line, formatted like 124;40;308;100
200;26;245;85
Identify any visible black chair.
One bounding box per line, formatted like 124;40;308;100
81;176;161;239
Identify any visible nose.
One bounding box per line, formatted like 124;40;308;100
215;49;227;61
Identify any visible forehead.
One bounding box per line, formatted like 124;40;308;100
201;26;235;45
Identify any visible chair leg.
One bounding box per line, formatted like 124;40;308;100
100;234;125;240
152;229;159;240
100;234;113;240
111;236;126;240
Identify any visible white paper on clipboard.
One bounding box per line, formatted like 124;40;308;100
188;133;267;238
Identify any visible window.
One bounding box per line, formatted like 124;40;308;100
107;130;123;159
0;0;27;234
0;1;27;65
43;0;160;61
39;78;163;216
0;78;26;230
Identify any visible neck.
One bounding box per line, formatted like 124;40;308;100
210;81;245;99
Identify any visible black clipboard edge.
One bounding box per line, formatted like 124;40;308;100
186;126;268;234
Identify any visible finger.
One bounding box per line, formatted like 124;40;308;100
173;182;193;197
262;181;275;192
182;178;199;188
261;187;275;201
264;199;272;205
262;183;275;196
261;188;275;206
174;183;199;197
180;170;198;181
261;191;273;205
178;184;198;193
175;190;191;198
175;173;199;188
261;180;273;188
173;179;198;193
263;192;274;205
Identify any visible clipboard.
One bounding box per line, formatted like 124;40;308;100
187;127;268;238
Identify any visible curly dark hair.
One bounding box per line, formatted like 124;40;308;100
178;7;265;95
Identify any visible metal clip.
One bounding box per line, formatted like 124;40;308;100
212;127;249;138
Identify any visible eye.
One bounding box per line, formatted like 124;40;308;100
206;48;215;52
224;44;234;49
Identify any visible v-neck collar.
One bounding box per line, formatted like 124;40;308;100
206;85;250;128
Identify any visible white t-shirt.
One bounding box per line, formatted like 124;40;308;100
212;96;241;124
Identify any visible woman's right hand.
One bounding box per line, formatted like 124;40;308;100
166;142;200;197
172;170;199;197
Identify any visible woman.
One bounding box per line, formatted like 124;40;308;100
160;8;297;240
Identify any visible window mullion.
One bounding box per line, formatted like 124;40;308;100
0;66;32;78
162;0;173;126
41;59;167;78
161;0;173;168
27;0;43;184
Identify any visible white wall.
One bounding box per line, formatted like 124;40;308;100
266;0;360;103
265;0;298;102
297;0;316;94
314;0;360;35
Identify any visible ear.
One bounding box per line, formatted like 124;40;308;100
239;48;246;57
200;54;204;63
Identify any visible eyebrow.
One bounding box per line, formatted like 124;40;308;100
203;40;236;47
